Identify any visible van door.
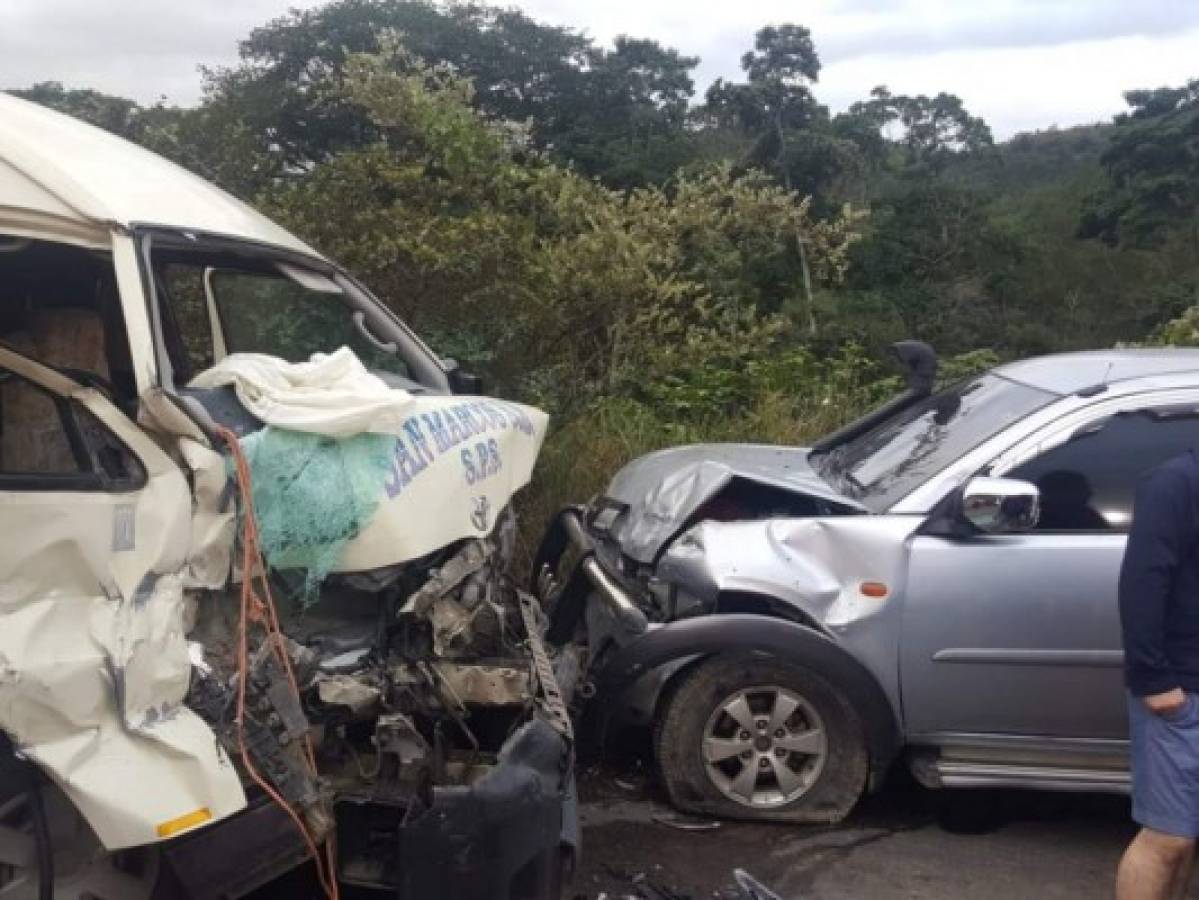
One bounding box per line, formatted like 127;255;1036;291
901;398;1199;741
0;347;243;849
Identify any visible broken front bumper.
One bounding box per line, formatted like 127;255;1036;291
335;718;576;900
332;589;577;900
170;592;580;900
532;506;649;647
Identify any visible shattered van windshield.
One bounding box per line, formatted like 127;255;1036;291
822;374;1057;512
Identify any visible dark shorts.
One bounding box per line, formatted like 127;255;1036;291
1130;691;1199;838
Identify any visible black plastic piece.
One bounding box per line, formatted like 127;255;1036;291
335;718;571;900
530;506;583;597
892;340;939;394
178;385;265;438
535;507;601;646
446;360;485;396
158;795;310;900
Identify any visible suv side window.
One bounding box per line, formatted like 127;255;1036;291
1009;407;1199;532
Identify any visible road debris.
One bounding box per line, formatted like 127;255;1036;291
733;869;785;900
651;812;722;832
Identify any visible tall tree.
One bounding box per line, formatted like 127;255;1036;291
705;24;843;335
846;86;993;172
9;81;146;139
1079;79;1199;255
191;0;697;191
549;37;699;187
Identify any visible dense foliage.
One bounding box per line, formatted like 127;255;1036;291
8;1;1198;544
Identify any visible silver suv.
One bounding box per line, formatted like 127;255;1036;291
535;342;1199;823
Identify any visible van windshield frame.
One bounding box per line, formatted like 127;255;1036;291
136;228;450;393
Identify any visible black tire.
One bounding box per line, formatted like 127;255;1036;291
934;789;1006;835
654;653;869;823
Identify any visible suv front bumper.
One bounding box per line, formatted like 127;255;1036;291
532;506;649;647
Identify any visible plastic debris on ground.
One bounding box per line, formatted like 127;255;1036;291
584;862;789;900
651;812;722;831
732;869;785;900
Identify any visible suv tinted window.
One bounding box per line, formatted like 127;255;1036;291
1009;408;1199;532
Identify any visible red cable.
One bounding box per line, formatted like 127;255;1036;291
217;426;340;900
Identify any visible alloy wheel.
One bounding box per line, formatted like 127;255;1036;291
701;685;828;808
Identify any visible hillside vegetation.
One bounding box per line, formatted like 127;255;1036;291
10;2;1198;543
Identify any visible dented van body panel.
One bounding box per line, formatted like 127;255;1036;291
0;93;573;898
0;349;245;848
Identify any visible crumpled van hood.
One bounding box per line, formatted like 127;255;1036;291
603;443;865;562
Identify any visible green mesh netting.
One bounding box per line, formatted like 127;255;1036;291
236;427;396;605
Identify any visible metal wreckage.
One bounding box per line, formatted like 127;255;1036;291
0;93;576;899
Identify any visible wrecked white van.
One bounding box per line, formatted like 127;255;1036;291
0;93;575;899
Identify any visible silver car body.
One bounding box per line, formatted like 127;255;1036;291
581;350;1199;794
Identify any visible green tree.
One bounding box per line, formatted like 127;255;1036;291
703;24;865;336
841;180;1028;353
547;37;699;188
192;0;697;191
10;81;147;139
1079;79;1199;255
263;45;861;415
846;86;993;173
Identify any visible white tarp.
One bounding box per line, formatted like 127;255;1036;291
189;348;549;571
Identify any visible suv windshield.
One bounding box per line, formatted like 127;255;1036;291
816;374;1058;512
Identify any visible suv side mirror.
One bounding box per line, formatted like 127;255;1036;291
961;476;1040;534
444;359;484;395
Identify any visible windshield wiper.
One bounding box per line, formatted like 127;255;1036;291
812;446;863;497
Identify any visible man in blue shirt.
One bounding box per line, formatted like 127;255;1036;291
1117;451;1199;900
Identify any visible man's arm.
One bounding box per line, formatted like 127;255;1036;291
1119;466;1195;709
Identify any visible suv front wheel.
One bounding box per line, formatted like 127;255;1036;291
654;654;869;823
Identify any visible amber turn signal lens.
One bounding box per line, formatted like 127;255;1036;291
860;582;888;599
156;807;212;838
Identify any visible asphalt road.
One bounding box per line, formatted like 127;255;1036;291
572;762;1183;900
254;755;1194;899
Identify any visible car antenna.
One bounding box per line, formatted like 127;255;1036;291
1077;361;1115;398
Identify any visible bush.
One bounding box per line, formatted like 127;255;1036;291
263;45;864;421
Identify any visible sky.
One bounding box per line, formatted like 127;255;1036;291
1;0;1197;139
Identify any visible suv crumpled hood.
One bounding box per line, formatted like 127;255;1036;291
602;443;865;563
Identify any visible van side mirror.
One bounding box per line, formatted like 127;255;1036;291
960;477;1040;534
444;359;484;395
